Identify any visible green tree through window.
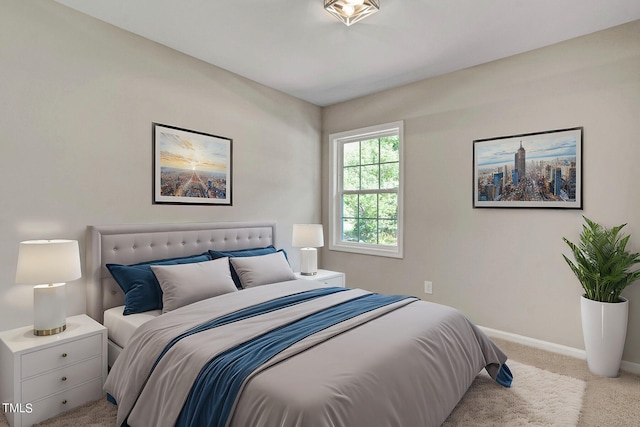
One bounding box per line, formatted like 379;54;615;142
342;136;399;245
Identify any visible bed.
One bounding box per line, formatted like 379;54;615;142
87;221;511;427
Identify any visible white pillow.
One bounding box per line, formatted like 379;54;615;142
151;258;237;313
229;251;296;288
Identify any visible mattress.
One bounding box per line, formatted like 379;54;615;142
103;305;161;348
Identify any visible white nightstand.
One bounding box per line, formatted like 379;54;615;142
0;314;107;427
294;269;346;287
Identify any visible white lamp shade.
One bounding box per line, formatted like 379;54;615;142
16;240;81;285
292;224;324;248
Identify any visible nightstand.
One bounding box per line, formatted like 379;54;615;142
0;314;107;427
295;269;346;287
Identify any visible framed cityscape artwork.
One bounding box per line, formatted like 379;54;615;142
473;127;582;209
153;123;233;205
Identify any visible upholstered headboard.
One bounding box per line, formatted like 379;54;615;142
86;221;276;323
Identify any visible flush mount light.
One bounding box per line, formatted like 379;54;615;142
324;0;380;26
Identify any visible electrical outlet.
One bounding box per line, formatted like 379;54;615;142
424;280;433;294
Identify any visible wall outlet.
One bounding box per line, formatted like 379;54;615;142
424;280;433;294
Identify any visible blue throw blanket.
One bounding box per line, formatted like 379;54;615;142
496;363;513;387
153;286;348;371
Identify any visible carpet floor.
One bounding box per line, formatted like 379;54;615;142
1;338;638;426
443;359;585;426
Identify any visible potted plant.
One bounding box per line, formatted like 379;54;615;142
563;216;640;377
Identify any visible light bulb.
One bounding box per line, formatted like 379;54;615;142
350;0;365;5
342;4;355;16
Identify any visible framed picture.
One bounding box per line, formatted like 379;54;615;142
473;127;582;209
153;123;232;205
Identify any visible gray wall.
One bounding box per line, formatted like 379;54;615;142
3;1;640;366
322;21;640;364
0;1;321;330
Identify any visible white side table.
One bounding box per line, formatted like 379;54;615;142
0;314;107;427
295;269;346;287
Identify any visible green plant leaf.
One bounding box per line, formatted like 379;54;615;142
562;216;640;302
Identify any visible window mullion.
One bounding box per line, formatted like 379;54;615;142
342;188;397;195
357;193;361;243
358;140;362;193
377;137;381;245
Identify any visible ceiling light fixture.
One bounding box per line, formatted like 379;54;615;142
324;0;380;26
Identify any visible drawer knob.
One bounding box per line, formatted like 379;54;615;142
61;353;68;358
61;376;67;381
62;400;67;405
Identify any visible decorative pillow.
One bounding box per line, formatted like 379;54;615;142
209;246;288;288
107;253;211;315
208;246;278;260
151;258;237;313
229;251;296;289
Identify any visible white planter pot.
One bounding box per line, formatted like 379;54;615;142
580;295;629;377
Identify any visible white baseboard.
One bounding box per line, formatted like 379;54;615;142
620;360;640;375
478;326;640;375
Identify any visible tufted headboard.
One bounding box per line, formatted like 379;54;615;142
86;221;276;323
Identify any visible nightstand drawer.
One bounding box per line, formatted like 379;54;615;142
21;355;103;402
319;276;344;287
21;377;103;427
21;334;102;378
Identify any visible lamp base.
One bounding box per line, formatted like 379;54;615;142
34;324;66;336
33;283;66;337
300;248;318;276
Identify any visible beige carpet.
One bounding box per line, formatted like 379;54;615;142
1;339;638;426
443;360;584;426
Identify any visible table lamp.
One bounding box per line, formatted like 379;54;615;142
15;239;81;336
292;224;324;276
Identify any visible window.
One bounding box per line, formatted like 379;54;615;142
329;121;403;258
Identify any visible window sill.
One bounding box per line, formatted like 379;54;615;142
329;243;403;259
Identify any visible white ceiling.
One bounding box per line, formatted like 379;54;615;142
53;0;640;107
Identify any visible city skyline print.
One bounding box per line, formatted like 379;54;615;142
473;127;582;209
153;123;232;205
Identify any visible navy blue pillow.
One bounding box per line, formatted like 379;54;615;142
209;246;288;288
209;246;278;259
107;253;211;315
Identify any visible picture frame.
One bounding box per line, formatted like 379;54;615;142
473;127;582;209
153;123;232;205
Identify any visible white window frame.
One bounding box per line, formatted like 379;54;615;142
329;121;404;258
